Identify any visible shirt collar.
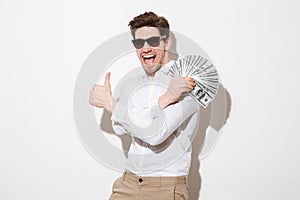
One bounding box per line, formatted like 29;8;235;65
160;60;174;74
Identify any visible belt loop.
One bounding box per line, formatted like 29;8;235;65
122;171;126;181
186;176;188;187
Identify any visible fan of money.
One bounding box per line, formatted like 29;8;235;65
169;55;219;108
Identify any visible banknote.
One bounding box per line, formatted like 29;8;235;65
169;55;219;108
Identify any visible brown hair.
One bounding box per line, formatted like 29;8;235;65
128;11;170;39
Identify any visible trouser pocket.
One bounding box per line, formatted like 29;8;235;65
174;185;189;200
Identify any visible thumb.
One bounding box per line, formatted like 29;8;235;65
104;72;111;88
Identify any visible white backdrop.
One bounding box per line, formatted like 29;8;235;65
1;0;300;199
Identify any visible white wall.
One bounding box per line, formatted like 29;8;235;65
1;0;299;199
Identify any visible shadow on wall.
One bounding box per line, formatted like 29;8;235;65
188;84;231;200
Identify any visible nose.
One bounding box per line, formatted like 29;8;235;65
142;48;151;54
142;42;152;53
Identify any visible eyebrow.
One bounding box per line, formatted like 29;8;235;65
134;35;161;39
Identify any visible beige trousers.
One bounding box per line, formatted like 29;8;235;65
109;171;189;200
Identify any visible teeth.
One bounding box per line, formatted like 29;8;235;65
143;55;155;59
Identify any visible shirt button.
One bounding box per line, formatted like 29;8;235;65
138;178;143;183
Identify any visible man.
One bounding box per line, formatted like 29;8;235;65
89;11;199;200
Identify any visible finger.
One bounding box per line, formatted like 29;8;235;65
184;83;194;90
185;77;195;83
89;93;95;105
183;82;194;91
182;87;193;94
185;77;194;81
92;84;98;91
187;80;196;87
105;72;111;88
177;82;191;88
188;84;194;90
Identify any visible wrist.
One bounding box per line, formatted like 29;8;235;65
158;92;172;109
105;96;113;112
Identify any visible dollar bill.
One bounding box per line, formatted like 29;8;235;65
169;55;219;108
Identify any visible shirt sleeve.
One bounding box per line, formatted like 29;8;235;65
112;94;199;145
111;98;129;136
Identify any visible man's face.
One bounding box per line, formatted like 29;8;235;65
134;26;170;77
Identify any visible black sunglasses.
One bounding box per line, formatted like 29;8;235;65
132;35;167;49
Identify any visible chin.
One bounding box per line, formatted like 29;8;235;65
143;63;160;75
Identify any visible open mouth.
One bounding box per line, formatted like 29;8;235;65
143;55;156;65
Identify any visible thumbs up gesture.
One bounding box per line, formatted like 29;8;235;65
89;72;113;112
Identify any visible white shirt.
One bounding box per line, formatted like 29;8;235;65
111;61;200;176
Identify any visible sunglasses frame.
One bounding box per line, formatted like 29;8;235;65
132;35;168;49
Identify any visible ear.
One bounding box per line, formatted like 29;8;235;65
164;37;172;51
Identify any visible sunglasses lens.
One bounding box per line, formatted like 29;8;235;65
132;39;145;49
147;37;161;47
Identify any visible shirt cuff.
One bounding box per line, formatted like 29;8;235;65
146;99;163;118
111;100;127;123
150;105;164;119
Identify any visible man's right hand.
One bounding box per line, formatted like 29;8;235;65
89;72;113;112
158;77;195;109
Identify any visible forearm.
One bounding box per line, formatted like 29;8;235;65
113;95;199;145
142;96;199;145
158;91;174;109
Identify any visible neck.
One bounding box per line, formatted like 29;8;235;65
161;51;170;65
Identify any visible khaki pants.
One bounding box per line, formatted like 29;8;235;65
109;171;189;200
